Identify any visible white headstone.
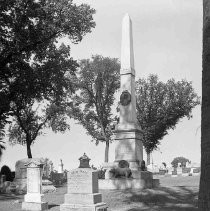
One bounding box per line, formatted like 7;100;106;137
22;159;48;211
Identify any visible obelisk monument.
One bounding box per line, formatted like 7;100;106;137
114;14;143;170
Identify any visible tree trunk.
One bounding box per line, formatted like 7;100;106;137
104;140;109;163
198;1;210;209
26;141;32;158
147;152;151;166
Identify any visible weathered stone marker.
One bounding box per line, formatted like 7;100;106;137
14;158;29;193
60;153;107;211
22;159;48;211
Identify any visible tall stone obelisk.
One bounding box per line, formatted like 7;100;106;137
114;14;143;170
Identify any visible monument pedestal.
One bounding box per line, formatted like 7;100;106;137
22;202;48;211
60;202;107;211
99;171;159;190
114;127;143;170
99;126;159;190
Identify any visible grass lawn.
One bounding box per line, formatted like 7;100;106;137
0;175;199;211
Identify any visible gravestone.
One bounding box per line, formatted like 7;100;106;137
177;163;182;175
14;158;29;192
171;169;177;177
167;167;173;175
60;153;107;211
186;161;191;168
22;159;48;211
0;174;6;193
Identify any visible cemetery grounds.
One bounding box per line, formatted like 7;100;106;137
0;175;199;211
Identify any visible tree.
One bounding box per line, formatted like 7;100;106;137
136;75;200;164
0;165;13;181
0;0;95;158
0;140;5;159
69;55;120;162
198;1;210;209
162;162;167;168
0;117;6;159
8;99;70;158
171;156;190;168
0;0;95;138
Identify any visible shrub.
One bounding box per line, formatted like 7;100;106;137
0;165;13;181
97;168;106;179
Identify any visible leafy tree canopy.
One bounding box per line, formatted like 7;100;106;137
0;0;95;127
69;55;120;162
0;140;5;159
136;75;200;154
0;0;96;158
171;156;190;168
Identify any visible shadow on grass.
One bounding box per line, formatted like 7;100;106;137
127;208;197;211
0;193;22;201
48;203;59;209
122;185;198;211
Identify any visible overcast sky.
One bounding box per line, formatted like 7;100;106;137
1;0;202;170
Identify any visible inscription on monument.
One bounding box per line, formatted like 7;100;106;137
68;169;98;193
27;168;40;193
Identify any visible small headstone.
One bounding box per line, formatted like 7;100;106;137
167;167;173;175
177;166;182;175
22;159;48;211
159;169;166;176
0;175;6;193
186;161;191;168
79;153;90;168
105;169;112;179
60;153;107;211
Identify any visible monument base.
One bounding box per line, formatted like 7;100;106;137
22;201;48;211
14;178;27;193
64;193;102;205
99;171;159;190
60;202;107;211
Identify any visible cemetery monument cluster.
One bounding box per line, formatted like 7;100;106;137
0;13;202;211
20;154;107;211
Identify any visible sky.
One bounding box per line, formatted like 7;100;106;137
0;0;202;171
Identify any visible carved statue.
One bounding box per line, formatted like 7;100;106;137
109;160;132;178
